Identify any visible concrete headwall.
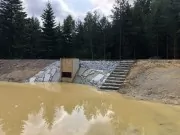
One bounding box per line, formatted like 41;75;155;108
72;59;80;81
60;58;80;83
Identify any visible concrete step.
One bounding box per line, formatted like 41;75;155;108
100;86;119;90
121;64;132;66
102;83;122;87
119;63;132;65
105;79;124;84
115;68;129;71
119;62;132;64
108;77;125;81
119;62;133;64
110;74;126;77
116;66;130;69
99;61;135;90
119;64;130;65
112;71;127;75
116;66;130;68
114;69;129;72
119;62;134;65
119;64;133;66
120;60;135;63
113;70;128;73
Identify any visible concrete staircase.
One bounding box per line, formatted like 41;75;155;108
100;60;135;90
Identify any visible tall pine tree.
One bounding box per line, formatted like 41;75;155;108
56;22;63;57
41;2;57;58
62;15;75;57
24;17;41;58
0;0;27;58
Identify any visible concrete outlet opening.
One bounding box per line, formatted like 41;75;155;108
60;58;80;83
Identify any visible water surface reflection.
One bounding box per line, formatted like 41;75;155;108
20;106;114;135
0;82;180;135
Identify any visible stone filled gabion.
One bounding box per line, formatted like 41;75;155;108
80;61;119;72
27;60;120;83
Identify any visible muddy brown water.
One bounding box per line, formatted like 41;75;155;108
0;82;180;135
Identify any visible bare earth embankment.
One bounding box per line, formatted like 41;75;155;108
0;60;56;82
120;60;180;105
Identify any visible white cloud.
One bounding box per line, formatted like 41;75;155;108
22;0;134;23
90;0;114;16
90;0;134;16
19;106;114;135
23;0;77;23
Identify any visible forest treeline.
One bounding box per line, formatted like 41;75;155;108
0;0;180;59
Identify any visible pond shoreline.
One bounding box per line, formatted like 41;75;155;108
1;59;180;106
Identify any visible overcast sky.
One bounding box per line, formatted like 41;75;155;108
22;0;134;23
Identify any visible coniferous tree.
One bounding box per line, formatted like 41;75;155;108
0;0;27;58
24;17;41;58
98;16;111;59
111;0;131;59
62;15;75;57
83;12;98;59
0;0;180;59
41;2;57;58
56;22;63;57
73;20;86;58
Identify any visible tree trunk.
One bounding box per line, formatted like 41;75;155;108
157;34;159;57
119;22;122;60
174;34;176;59
103;33;106;59
134;45;136;59
166;35;168;59
119;8;123;60
90;39;93;60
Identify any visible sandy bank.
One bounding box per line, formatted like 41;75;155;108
0;60;56;82
121;60;180;105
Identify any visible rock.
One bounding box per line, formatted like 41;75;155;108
53;61;60;67
80;61;119;71
29;77;36;83
45;69;51;74
51;68;57;77
36;71;45;78
44;74;51;82
52;71;60;82
90;74;104;85
36;77;44;82
83;69;95;77
27;60;118;83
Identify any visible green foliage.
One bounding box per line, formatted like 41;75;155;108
56;22;63;57
62;15;75;57
24;17;41;58
41;2;57;58
0;0;180;59
0;0;27;58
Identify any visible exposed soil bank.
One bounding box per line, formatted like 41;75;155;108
0;60;56;82
120;60;180;105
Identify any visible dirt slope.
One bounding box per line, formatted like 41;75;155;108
120;60;180;105
0;60;56;82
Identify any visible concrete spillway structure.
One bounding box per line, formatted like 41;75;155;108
100;60;135;90
60;58;80;83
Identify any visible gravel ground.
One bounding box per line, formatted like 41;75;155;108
80;61;119;71
74;67;111;87
120;60;180;105
0;60;56;82
74;61;119;87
